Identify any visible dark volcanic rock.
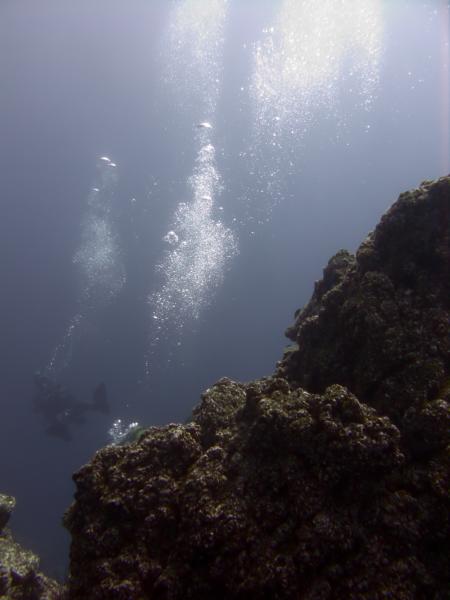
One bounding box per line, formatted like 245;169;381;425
279;176;450;426
0;493;63;599
65;176;450;599
0;494;15;534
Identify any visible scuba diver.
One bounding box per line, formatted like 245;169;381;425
33;373;109;441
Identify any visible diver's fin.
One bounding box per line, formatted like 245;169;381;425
92;382;109;414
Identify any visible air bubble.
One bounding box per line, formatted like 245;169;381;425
163;230;179;245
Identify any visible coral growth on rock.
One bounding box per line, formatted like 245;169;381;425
280;176;450;427
0;494;62;600
65;176;450;599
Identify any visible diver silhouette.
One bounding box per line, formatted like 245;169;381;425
33;373;109;441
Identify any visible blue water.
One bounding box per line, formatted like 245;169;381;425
0;0;448;579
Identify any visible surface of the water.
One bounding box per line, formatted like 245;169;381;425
0;0;448;578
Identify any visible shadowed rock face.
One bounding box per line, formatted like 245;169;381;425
65;176;450;599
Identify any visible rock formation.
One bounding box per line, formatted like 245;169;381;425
0;494;62;599
64;176;450;599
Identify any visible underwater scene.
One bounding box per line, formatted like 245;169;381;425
0;0;449;596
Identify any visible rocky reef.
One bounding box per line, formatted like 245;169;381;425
0;494;62;599
64;176;450;599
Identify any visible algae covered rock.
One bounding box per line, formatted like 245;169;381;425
0;494;63;600
65;176;450;599
280;175;450;425
0;495;15;534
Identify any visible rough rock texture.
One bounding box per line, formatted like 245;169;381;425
0;494;63;600
65;176;450;599
281;176;450;427
0;495;15;534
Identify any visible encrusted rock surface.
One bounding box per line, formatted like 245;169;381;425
280;176;450;426
0;494;62;600
65;176;450;599
0;495;15;534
